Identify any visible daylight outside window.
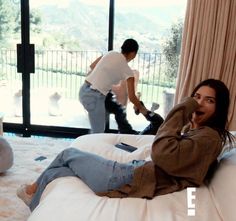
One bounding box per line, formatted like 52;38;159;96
0;0;187;133
29;0;109;128
113;0;187;130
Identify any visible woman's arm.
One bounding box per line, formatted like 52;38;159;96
151;97;222;184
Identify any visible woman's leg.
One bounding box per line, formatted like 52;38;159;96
57;148;134;192
30;166;75;211
59;148;146;192
24;148;145;211
26;148;78;210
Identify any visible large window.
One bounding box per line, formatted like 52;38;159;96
0;0;22;123
29;0;109;128
1;0;187;136
113;0;187;130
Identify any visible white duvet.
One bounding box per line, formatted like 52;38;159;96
28;133;236;221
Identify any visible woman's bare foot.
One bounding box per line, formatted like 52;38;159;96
17;183;37;206
25;183;37;195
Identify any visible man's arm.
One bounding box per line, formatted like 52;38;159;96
86;56;103;76
90;56;102;70
126;77;148;115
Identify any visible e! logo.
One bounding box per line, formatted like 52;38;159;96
187;187;196;216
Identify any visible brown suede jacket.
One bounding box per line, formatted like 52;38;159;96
97;97;223;198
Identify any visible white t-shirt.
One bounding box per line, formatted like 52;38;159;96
86;51;134;95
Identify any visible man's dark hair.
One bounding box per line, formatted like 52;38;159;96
121;39;139;54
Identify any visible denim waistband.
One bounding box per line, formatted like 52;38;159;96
84;81;104;96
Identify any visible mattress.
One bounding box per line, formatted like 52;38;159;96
27;133;236;221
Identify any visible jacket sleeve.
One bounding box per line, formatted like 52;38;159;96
151;97;222;184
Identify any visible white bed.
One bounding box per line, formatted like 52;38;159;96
27;133;236;221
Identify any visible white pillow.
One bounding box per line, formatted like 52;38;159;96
0;136;14;173
209;148;236;221
70;133;155;163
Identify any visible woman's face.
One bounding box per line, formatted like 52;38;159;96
191;85;216;128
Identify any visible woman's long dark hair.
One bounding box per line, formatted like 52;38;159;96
191;79;235;146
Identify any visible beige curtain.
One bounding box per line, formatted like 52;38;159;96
175;0;236;130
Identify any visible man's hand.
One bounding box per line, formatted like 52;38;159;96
134;101;144;115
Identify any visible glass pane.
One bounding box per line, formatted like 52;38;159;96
0;0;22;124
113;0;187;131
29;0;109;128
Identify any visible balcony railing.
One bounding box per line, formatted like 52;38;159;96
1;49;176;98
0;49;177;129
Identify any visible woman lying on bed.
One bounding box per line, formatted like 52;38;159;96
17;79;235;211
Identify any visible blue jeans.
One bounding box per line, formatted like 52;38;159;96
29;148;145;211
79;82;106;133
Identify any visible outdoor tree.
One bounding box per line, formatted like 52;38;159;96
30;9;42;34
14;8;42;34
0;1;16;43
0;1;42;42
0;1;42;82
162;19;183;87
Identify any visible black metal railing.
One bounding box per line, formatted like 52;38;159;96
0;49;177;105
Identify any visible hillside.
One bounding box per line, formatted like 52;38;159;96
36;0;186;52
